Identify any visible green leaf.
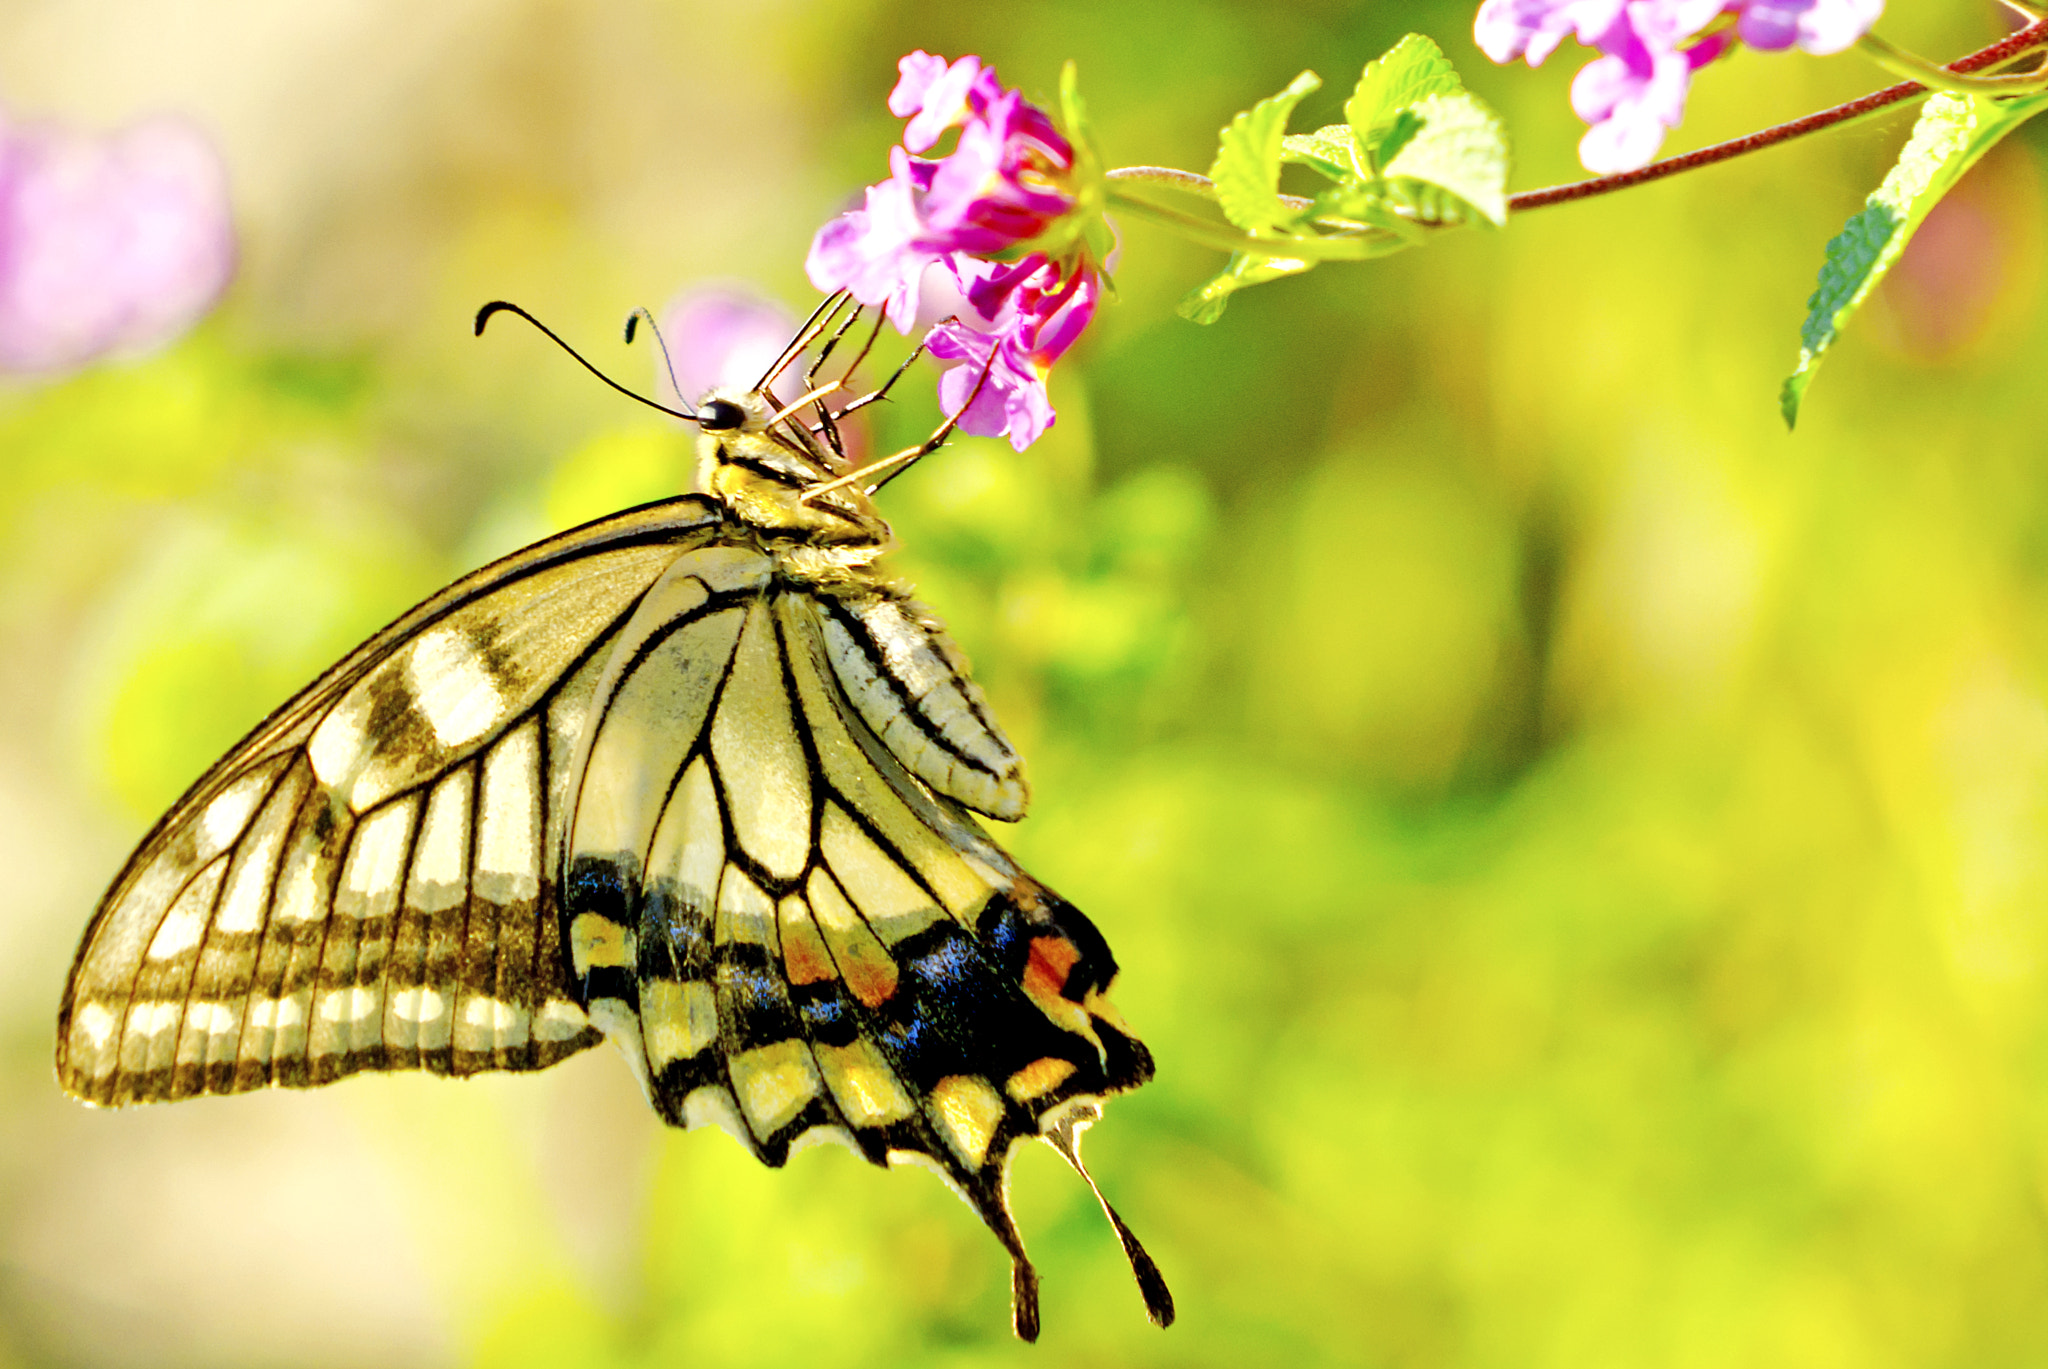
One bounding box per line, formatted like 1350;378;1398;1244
1178;251;1315;324
1209;69;1322;234
1373;109;1427;168
1781;90;2048;428
1303;183;1427;245
1280;125;1358;181
1379;92;1509;226
1346;33;1465;166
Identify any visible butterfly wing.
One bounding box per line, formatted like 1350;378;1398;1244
561;553;1153;1335
814;591;1029;820
57;496;726;1105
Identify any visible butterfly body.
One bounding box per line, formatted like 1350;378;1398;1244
56;328;1169;1338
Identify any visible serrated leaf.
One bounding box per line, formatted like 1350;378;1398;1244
1209;69;1322;234
1781;90;2048;428
1178;251;1314;324
1280;125;1357;181
1380;92;1508;226
1373;109;1426;168
1346;33;1465;165
1304;184;1427;245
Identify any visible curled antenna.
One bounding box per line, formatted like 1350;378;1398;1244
622;306;688;409
474;300;701;424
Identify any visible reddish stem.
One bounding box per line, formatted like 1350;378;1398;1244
1508;17;2048;212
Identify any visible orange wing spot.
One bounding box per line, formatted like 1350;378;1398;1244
838;942;900;1008
778;898;838;986
783;924;837;985
1022;936;1081;1001
1005;1056;1077;1103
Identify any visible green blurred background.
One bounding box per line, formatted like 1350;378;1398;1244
5;1;2047;1364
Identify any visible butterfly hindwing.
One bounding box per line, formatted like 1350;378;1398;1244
561;553;1153;1261
58;497;727;1105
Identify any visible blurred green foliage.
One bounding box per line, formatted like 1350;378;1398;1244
8;2;2048;1367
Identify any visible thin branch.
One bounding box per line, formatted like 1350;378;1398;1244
1106;169;1391;234
1103;20;2048;242
1105;188;1409;260
1106;166;1220;196
1508;17;2048;211
1859;31;2048;94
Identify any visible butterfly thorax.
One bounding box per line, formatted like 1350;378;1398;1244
692;386;893;573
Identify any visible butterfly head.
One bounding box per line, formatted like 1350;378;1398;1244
691;384;893;556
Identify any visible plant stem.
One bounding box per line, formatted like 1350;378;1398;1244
1106;166;1218;196
1104;188;1408;260
1508;17;2048;211
1858;31;2048;95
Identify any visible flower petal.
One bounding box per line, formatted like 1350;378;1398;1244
0;113;235;375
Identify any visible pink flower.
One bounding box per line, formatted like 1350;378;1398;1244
807;149;944;332
890;53;1004;153
1475;0;1885;171
0;110;234;375
809;51;1107;451
808;52;1079;325
927;254;1099;451
1571;12;1731;173
1735;0;1883;54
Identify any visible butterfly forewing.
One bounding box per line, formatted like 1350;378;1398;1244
58;497;726;1104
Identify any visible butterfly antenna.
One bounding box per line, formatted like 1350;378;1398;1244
1047;1105;1176;1329
801;334;995;502
622;306;687;406
475;301;701;424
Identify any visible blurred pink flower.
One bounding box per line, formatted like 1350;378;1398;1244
658;283;870;463
0;111;235;375
655;284;801;408
1476;0;1884;171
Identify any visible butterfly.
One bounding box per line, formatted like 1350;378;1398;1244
53;293;1172;1341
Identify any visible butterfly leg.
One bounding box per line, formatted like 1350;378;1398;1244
799;341;1000;502
755;290;856;395
803;307;883;459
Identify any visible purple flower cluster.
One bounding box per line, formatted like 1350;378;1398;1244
807;52;1103;451
0;110;235;375
1476;0;1884;172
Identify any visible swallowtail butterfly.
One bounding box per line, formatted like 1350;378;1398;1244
55;294;1172;1340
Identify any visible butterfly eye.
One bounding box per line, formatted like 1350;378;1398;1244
700;398;746;431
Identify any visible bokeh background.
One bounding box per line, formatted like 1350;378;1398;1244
4;1;2046;1365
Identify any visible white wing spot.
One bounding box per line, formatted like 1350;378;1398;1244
476;723;540;904
406;769;472;914
146;860;227;961
75;1002;117;1051
199;773;270;854
535;999;591;1043
406;627;507;749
